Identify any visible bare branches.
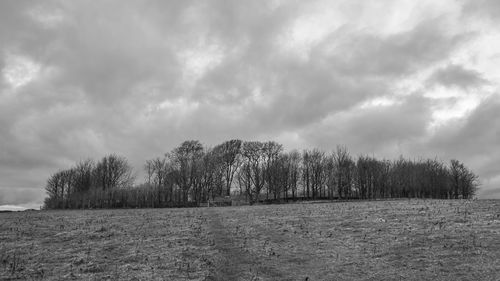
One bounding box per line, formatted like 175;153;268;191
43;140;480;209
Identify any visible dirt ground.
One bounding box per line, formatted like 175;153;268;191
1;199;499;280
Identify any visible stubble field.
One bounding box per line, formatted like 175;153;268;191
1;199;499;281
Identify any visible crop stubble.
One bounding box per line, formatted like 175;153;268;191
1;199;499;280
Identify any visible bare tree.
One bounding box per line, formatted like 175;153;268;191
302;150;312;198
94;154;134;190
43;140;481;209
145;157;170;206
213;139;242;196
169;140;204;204
262;141;283;199
205;148;226;201
240;141;266;204
44;170;65;209
450;159;478;199
332;145;354;199
310;149;326;199
288;150;301;199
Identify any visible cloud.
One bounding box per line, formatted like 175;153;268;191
428;64;487;90
318;21;468;78
0;187;45;208
0;205;28;211
301;94;433;156
429;96;500;155
464;0;500;20
421;95;500;198
1;0;500;204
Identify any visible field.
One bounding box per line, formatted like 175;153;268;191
1;199;499;280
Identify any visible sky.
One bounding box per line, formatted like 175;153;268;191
1;0;500;209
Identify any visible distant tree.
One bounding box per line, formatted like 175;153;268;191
213;139;242;196
145;157;170;207
70;159;94;208
288;150;301;199
262;141;283;199
237;161;252;198
240;141;266;204
43;140;481;209
449;159;478;199
325;154;336;199
200;148;224;201
169;140;204;204
310;149;327;198
73;159;94;193
61;168;76;208
44;170;65;209
302;150;312;198
332;146;354;199
276;153;290;199
145;159;154;185
94;154;134;190
356;156;369;199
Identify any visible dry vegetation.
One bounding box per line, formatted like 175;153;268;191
1;199;499;280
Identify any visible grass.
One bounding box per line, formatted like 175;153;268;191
1;199;499;280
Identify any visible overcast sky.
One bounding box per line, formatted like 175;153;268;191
1;0;500;208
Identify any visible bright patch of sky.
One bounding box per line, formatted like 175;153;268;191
179;42;225;87
0;205;27;211
157;97;200;116
359;96;401;109
2;54;41;89
429;94;482;129
278;5;343;60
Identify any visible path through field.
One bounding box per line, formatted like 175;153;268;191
207;209;257;280
1;199;500;280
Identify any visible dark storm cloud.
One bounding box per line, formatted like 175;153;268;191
428;64;487;90
1;0;499;206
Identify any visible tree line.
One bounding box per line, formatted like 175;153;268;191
43;140;479;209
